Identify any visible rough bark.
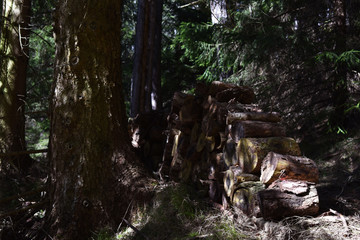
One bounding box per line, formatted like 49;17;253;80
131;0;163;117
237;137;301;174
260;152;319;185
226;112;281;125
229;121;286;143
258;180;319;220
0;0;32;172
331;0;348;125
49;1;151;239
215;86;255;104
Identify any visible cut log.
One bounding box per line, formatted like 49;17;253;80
216;86;255;104
180;145;201;182
170;132;190;181
223;139;239;168
260;152;319;185
190;122;200;144
232;181;265;217
229;121;286;142
179;96;203;123
208;81;238;96
237;137;301;174
223;166;243;197
196;132;206;152
171;92;193;115
226;112;281;125
258;180;319;220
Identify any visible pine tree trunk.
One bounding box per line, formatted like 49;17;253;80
331;0;348;125
49;1;150;239
131;0;163;117
0;0;32;172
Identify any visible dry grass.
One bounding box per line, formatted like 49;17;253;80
112;180;360;240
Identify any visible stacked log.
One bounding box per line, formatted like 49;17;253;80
161;80;320;220
128;110;167;171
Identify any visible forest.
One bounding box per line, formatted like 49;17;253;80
0;0;360;239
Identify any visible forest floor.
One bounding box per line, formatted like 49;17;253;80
114;132;360;240
0;133;360;240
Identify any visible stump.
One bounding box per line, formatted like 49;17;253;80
260;152;319;185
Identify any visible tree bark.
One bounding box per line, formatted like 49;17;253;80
258;180;319;220
0;0;32;172
229;121;286;143
49;1;150;239
226;112;281;125
131;0;163;117
260;152;319;185
237;137;301;174
331;0;348;125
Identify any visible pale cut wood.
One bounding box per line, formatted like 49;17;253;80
232;181;265;217
223;166;243;197
229;120;286;142
258;180;319;220
190;122;200;144
226;112;281;125
260;152;319;185
196;132;206;152
237;137;301;174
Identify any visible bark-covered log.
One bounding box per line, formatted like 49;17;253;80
232;181;265;217
260;152;319;185
179;96;203;123
171;92;193;115
170;132;190;180
223;139;239;168
216;86;255;104
258;180;319;220
229;121;286;142
208;81;238;96
202;97;261;134
179;145;201;182
226;112;281;125
237;137;301;174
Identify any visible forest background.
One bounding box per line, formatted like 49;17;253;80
1;0;360;239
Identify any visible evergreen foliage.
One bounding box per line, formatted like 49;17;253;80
26;0;55;149
174;0;360;136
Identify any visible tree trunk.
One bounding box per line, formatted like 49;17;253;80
0;0;32;172
260;152;319;185
131;0;163;117
49;1;150;239
237;137;301;174
331;0;348;125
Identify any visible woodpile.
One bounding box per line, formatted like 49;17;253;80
160;81;320;220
